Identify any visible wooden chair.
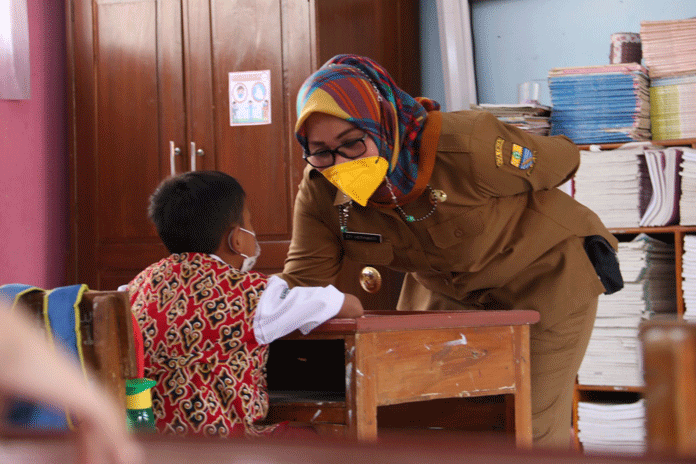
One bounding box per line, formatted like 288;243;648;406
14;289;138;408
639;319;696;457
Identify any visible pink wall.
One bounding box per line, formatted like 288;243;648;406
0;0;68;288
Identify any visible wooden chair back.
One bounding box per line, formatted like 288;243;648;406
15;289;137;408
640;319;696;457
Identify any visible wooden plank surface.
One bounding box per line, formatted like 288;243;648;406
281;310;540;337
372;326;517;405
0;430;688;464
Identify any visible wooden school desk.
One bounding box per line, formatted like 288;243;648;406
266;310;540;448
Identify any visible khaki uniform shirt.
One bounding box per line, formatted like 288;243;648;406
280;110;616;330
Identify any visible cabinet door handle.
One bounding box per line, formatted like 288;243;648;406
169;141;181;176
190;142;205;171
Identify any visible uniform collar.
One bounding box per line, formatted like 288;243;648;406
367;110;442;208
333;190;352;206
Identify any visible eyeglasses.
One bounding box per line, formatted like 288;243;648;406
303;134;368;168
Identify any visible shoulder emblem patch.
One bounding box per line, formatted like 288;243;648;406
494;137;504;167
511;144;523;167
520;147;534;170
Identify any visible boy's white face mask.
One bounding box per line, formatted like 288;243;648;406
228;227;261;272
320;156;389;206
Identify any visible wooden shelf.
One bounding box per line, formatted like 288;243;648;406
576;384;643;393
577;138;696;150
608;225;696;234
572;139;696;452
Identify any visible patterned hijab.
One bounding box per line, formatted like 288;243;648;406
295;54;440;202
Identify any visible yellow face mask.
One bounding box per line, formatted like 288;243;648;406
321;156;389;206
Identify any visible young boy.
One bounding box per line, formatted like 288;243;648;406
124;171;363;438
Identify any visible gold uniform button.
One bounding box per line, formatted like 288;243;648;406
430;189;448;204
454;228;464;238
359;266;382;293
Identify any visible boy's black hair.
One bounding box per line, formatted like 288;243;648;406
148;171;246;254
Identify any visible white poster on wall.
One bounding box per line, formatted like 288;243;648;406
0;0;30;99
229;70;271;126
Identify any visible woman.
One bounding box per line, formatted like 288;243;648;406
278;55;621;448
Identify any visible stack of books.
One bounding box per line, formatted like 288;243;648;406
470;103;551;135
577;399;646;456
684;235;696;322
639;147;682;227
575;144;685;228
574;144;652;228
548;64;651;144
578;234;676;388
649;74;696;140
679;147;696;225
641;19;696;140
641;19;696;79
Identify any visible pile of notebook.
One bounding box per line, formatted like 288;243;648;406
679;147;696;225
641;19;696;140
577;234;676;388
574;144;683;228
470;103;551;135
639;147;682;227
574;144;652;228
577;399;646;456
684;235;696;322
548;64;651;144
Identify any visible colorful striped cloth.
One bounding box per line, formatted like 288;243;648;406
295;54;440;202
0;283;89;430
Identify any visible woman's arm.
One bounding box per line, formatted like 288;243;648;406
277;168;345;288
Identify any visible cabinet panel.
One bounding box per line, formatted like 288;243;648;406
315;0;421;97
96;1;165;240
182;0;214;172
210;0;292;239
72;0;187;288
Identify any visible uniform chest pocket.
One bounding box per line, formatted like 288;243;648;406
426;208;488;271
343;239;394;265
427;208;485;249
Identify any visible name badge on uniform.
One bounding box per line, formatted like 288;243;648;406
342;231;382;243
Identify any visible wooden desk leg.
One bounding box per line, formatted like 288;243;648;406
345;333;378;441
643;324;696;457
513;325;533;449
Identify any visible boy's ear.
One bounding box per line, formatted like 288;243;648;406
227;225;243;254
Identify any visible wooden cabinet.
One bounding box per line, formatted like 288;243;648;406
571;138;696;452
66;0;419;302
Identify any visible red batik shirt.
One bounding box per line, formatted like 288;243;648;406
127;252;278;438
